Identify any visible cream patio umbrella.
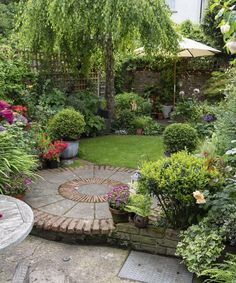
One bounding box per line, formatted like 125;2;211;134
135;37;221;106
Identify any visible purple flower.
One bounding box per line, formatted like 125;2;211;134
13;114;28;125
0;213;3;220
23;177;31;186
202;114;216;123
0;100;10;111
0;126;6;132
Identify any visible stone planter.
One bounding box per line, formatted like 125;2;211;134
61;141;79;159
162;105;172;119
133;215;149;228
109;207;129;224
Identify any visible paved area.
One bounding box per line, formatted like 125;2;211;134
119;251;192;283
0;235;133;283
25;165;137;235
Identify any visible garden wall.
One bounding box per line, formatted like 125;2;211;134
123;69;211;96
31;223;180;257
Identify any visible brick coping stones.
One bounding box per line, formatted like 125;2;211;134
26;164;180;256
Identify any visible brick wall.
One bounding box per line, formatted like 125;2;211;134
108;223;180;256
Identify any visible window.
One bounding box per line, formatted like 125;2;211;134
166;0;175;10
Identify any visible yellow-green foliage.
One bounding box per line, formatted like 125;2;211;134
140;151;223;228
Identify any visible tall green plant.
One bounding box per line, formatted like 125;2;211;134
0;131;37;193
17;0;178;130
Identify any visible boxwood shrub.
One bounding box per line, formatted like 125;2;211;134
163;123;198;153
48;108;85;141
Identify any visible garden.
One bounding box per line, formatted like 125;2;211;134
1;0;236;282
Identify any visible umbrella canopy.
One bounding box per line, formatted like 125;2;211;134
178;38;221;57
135;37;221;107
135;37;221;57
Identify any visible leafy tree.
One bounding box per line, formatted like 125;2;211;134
17;0;178;130
202;0;225;50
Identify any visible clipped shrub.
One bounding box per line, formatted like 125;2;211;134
163;123;198;153
48;108;85;141
140;151;223;228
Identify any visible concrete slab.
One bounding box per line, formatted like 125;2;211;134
109;172;131;183
95;203;112;219
40;199;77;216
0;236;131;283
119;251;193;283
24;195;65;209
94;169;117;179
77;184;111;195
70;168;93;179
64;203;94;219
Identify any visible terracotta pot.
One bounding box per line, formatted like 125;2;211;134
136;128;142;135
13;193;25;201
156;112;164;120
133;215;149;228
109;207;129;224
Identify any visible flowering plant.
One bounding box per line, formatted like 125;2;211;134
106;185;130;211
42;141;67;161
202;114;216;123
2;175;32;195
0;100;28;126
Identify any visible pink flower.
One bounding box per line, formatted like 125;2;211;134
0;100;10;111
0;109;14;124
0;213;3;220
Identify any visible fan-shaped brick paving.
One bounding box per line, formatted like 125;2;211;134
25;165;136;236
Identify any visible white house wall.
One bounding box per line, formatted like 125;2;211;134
170;0;205;24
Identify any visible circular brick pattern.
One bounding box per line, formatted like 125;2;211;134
59;178;125;203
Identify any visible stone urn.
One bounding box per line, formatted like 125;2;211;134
162;105;172;119
61;141;79;159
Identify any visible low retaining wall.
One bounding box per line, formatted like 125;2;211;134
31;222;180;257
108;223;180;256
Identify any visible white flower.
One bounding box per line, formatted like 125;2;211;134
220;24;230;34
231;140;236;143
226;41;236;54
226;148;236;155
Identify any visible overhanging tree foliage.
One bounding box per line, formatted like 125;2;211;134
17;0;178;130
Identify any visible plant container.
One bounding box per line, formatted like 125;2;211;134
136;128;143;135
133;215;149;228
13;193;25;201
156;112;164;120
109;207;129;224
61;141;79;159
162;105;172;119
48;160;60;169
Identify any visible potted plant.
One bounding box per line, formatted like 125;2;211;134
42;141;68;168
161;90;173;119
132;116;148;135
156;102;164;120
106;186;130;224
125;194;152;228
2;175;32;200
48;109;85;159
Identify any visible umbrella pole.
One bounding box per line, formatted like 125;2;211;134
173;59;177;107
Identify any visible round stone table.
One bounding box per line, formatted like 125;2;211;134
0;195;34;252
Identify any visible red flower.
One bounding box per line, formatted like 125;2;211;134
12;105;27;117
43;141;68;160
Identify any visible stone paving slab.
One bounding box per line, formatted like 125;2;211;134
25;165;139;236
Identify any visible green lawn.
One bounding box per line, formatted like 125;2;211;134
79;135;164;168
